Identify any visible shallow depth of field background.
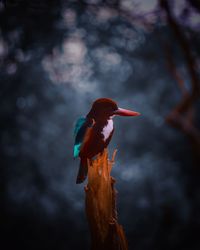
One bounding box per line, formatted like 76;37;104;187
1;1;200;249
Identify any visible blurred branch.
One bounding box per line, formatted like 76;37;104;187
186;0;200;14
165;45;189;97
85;149;128;250
160;0;200;160
160;0;200;113
165;45;200;157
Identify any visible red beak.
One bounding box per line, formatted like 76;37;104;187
114;108;141;117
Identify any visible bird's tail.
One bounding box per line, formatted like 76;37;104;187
76;158;88;184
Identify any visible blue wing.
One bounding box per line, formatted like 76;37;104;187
73;117;86;158
73;117;95;158
74;117;86;138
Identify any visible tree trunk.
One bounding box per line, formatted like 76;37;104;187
85;149;128;250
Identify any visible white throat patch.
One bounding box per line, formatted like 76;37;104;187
101;119;113;141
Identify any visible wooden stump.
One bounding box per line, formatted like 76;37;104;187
85;149;128;250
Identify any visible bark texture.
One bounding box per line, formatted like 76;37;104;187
85;149;128;250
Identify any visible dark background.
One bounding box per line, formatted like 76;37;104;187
1;0;200;249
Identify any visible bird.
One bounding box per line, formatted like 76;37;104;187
73;98;140;184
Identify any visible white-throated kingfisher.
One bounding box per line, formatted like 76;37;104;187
73;98;140;184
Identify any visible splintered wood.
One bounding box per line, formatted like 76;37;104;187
85;149;128;250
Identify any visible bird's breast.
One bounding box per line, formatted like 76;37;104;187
101;119;113;141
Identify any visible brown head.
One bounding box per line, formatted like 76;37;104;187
87;98;140;121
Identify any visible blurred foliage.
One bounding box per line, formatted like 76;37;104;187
1;0;200;250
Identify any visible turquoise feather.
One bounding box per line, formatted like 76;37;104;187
74;143;82;158
73;117;86;158
74;117;86;137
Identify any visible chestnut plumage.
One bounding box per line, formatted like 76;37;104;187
73;98;140;184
